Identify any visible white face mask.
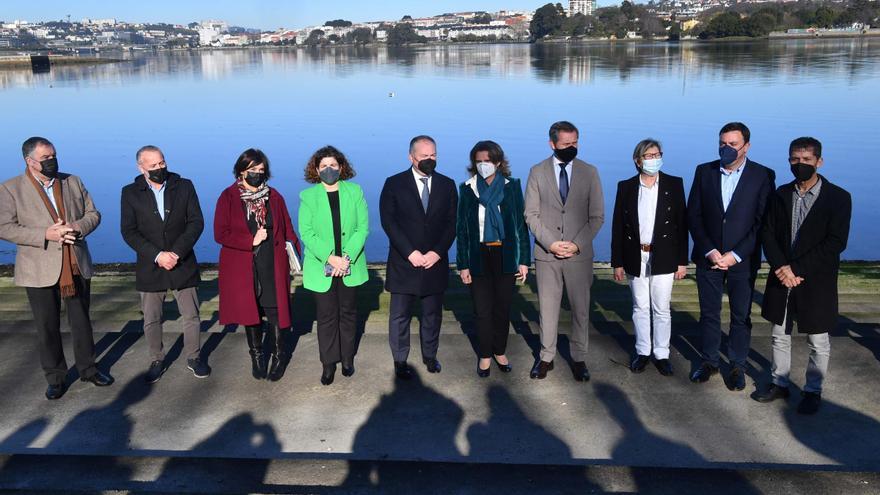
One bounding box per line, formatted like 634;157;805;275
641;158;663;176
476;162;496;179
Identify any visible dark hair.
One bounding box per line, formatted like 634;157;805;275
789;137;822;159
136;145;164;164
409;135;436;154
304;145;356;184
549;121;579;144
719;122;751;144
22;136;53;159
467;140;511;177
233;148;271;180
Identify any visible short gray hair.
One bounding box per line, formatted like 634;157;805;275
409;135;436;155
22;136;53;159
632;139;662;163
136;145;164;164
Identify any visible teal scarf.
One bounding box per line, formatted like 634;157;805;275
476;175;505;242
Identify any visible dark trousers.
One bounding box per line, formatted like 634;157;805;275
469;245;515;358
25;276;97;385
389;292;443;362
696;266;755;368
314;277;358;365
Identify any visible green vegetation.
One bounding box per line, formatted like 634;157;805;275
386;23;427;45
697;0;879;39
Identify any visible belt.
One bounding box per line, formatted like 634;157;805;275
482;241;503;247
640;244;652;252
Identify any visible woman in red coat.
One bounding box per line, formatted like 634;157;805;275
214;149;301;381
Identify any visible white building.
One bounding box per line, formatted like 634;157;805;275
198;27;221;46
569;0;598;17
447;25;513;39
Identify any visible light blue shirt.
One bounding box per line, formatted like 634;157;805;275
40;177;59;214
714;160;746;263
552;156;573;191
150;182;167;221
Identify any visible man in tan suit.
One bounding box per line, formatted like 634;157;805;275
525;121;604;381
0;137;113;400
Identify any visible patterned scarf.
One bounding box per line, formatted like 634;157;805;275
238;181;270;227
26;168;80;298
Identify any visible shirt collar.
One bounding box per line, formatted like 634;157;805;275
411;166;430;182
552;156;568;167
720;159;747;176
796;177;822;197
29;168;54;188
639;175;659;189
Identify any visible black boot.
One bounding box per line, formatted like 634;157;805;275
245;325;267;380
268;326;291;382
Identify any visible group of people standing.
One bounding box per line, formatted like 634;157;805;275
0;120;851;416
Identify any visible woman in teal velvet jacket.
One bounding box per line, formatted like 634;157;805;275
298;146;369;386
456;140;531;377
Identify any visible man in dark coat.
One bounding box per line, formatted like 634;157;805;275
754;137;851;415
687;122;775;391
121;145;208;383
379;135;458;379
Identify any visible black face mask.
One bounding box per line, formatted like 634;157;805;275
417;159;436;176
147;167;168;184
553;146;577;164
790;162;816;183
38;157;59;179
245;172;266;188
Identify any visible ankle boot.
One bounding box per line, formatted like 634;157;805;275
245;325;267;379
268;326;291;382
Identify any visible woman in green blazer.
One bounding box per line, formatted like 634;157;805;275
299;146;369;386
456;140;531;378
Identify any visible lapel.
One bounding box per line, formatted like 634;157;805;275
625;176;640;235
337;181;352;232
425;174;443;219
651;173;670;240
725;159;754;214
405;168;428;218
161;175;178;225
709;164;724;213
541;158;564;207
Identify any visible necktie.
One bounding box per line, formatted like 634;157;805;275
559;163;569;205
420;177;430;212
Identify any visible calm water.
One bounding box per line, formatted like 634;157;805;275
1;40;878;263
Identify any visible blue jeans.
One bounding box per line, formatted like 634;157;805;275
696;267;754;368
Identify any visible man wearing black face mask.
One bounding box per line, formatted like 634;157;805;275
524;121;604;382
0;136;112;400
688;122;776;392
379;135;458;379
121;145;208;383
755;137;851;415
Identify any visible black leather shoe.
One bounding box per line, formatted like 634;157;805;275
477;361;491;378
654;358;674;377
753;383;790;403
423;357;441;373
530;360;554;379
690;362;719;383
797;391;822;415
726;367;746;391
81;370;114;387
394;361;412;380
572;361;591;382
493;355;512;373
321;363;336;386
45;383;65;400
341;361;355;378
630;355;650;373
145;360;165;384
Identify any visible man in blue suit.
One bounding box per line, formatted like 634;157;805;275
687;122;775;391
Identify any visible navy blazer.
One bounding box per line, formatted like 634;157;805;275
687;158;775;272
379;168;458;296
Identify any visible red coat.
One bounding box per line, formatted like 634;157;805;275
214;184;301;328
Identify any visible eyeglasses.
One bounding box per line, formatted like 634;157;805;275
642;152;663;160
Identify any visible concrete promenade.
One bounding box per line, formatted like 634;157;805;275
0;264;878;493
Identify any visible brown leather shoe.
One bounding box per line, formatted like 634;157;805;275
529;360;554;379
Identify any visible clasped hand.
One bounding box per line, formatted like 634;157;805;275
327;255;350;278
775;265;804;289
408;250;442;269
550;241;578;259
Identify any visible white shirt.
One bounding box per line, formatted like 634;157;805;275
411;166;432;197
637;175;659;245
466;175;508;242
552;156;573;191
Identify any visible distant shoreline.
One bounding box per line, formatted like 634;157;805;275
0;54;125;69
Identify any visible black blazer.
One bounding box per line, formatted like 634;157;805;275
761;176;851;334
611;172;688;277
379;169;458;296
687;158;775;272
120;173;204;292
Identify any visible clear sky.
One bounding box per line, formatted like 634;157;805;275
0;0;609;30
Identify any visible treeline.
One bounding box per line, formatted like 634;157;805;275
697;0;879;39
530;1;668;40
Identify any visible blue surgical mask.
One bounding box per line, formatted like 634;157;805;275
641;158;663;176
719;145;739;167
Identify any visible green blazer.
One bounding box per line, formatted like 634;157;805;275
298;181;369;292
456;176;531;276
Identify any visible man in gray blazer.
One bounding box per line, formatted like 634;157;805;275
524;121;604;381
0;137;113;400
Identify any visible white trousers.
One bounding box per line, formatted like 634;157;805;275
628;251;674;359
